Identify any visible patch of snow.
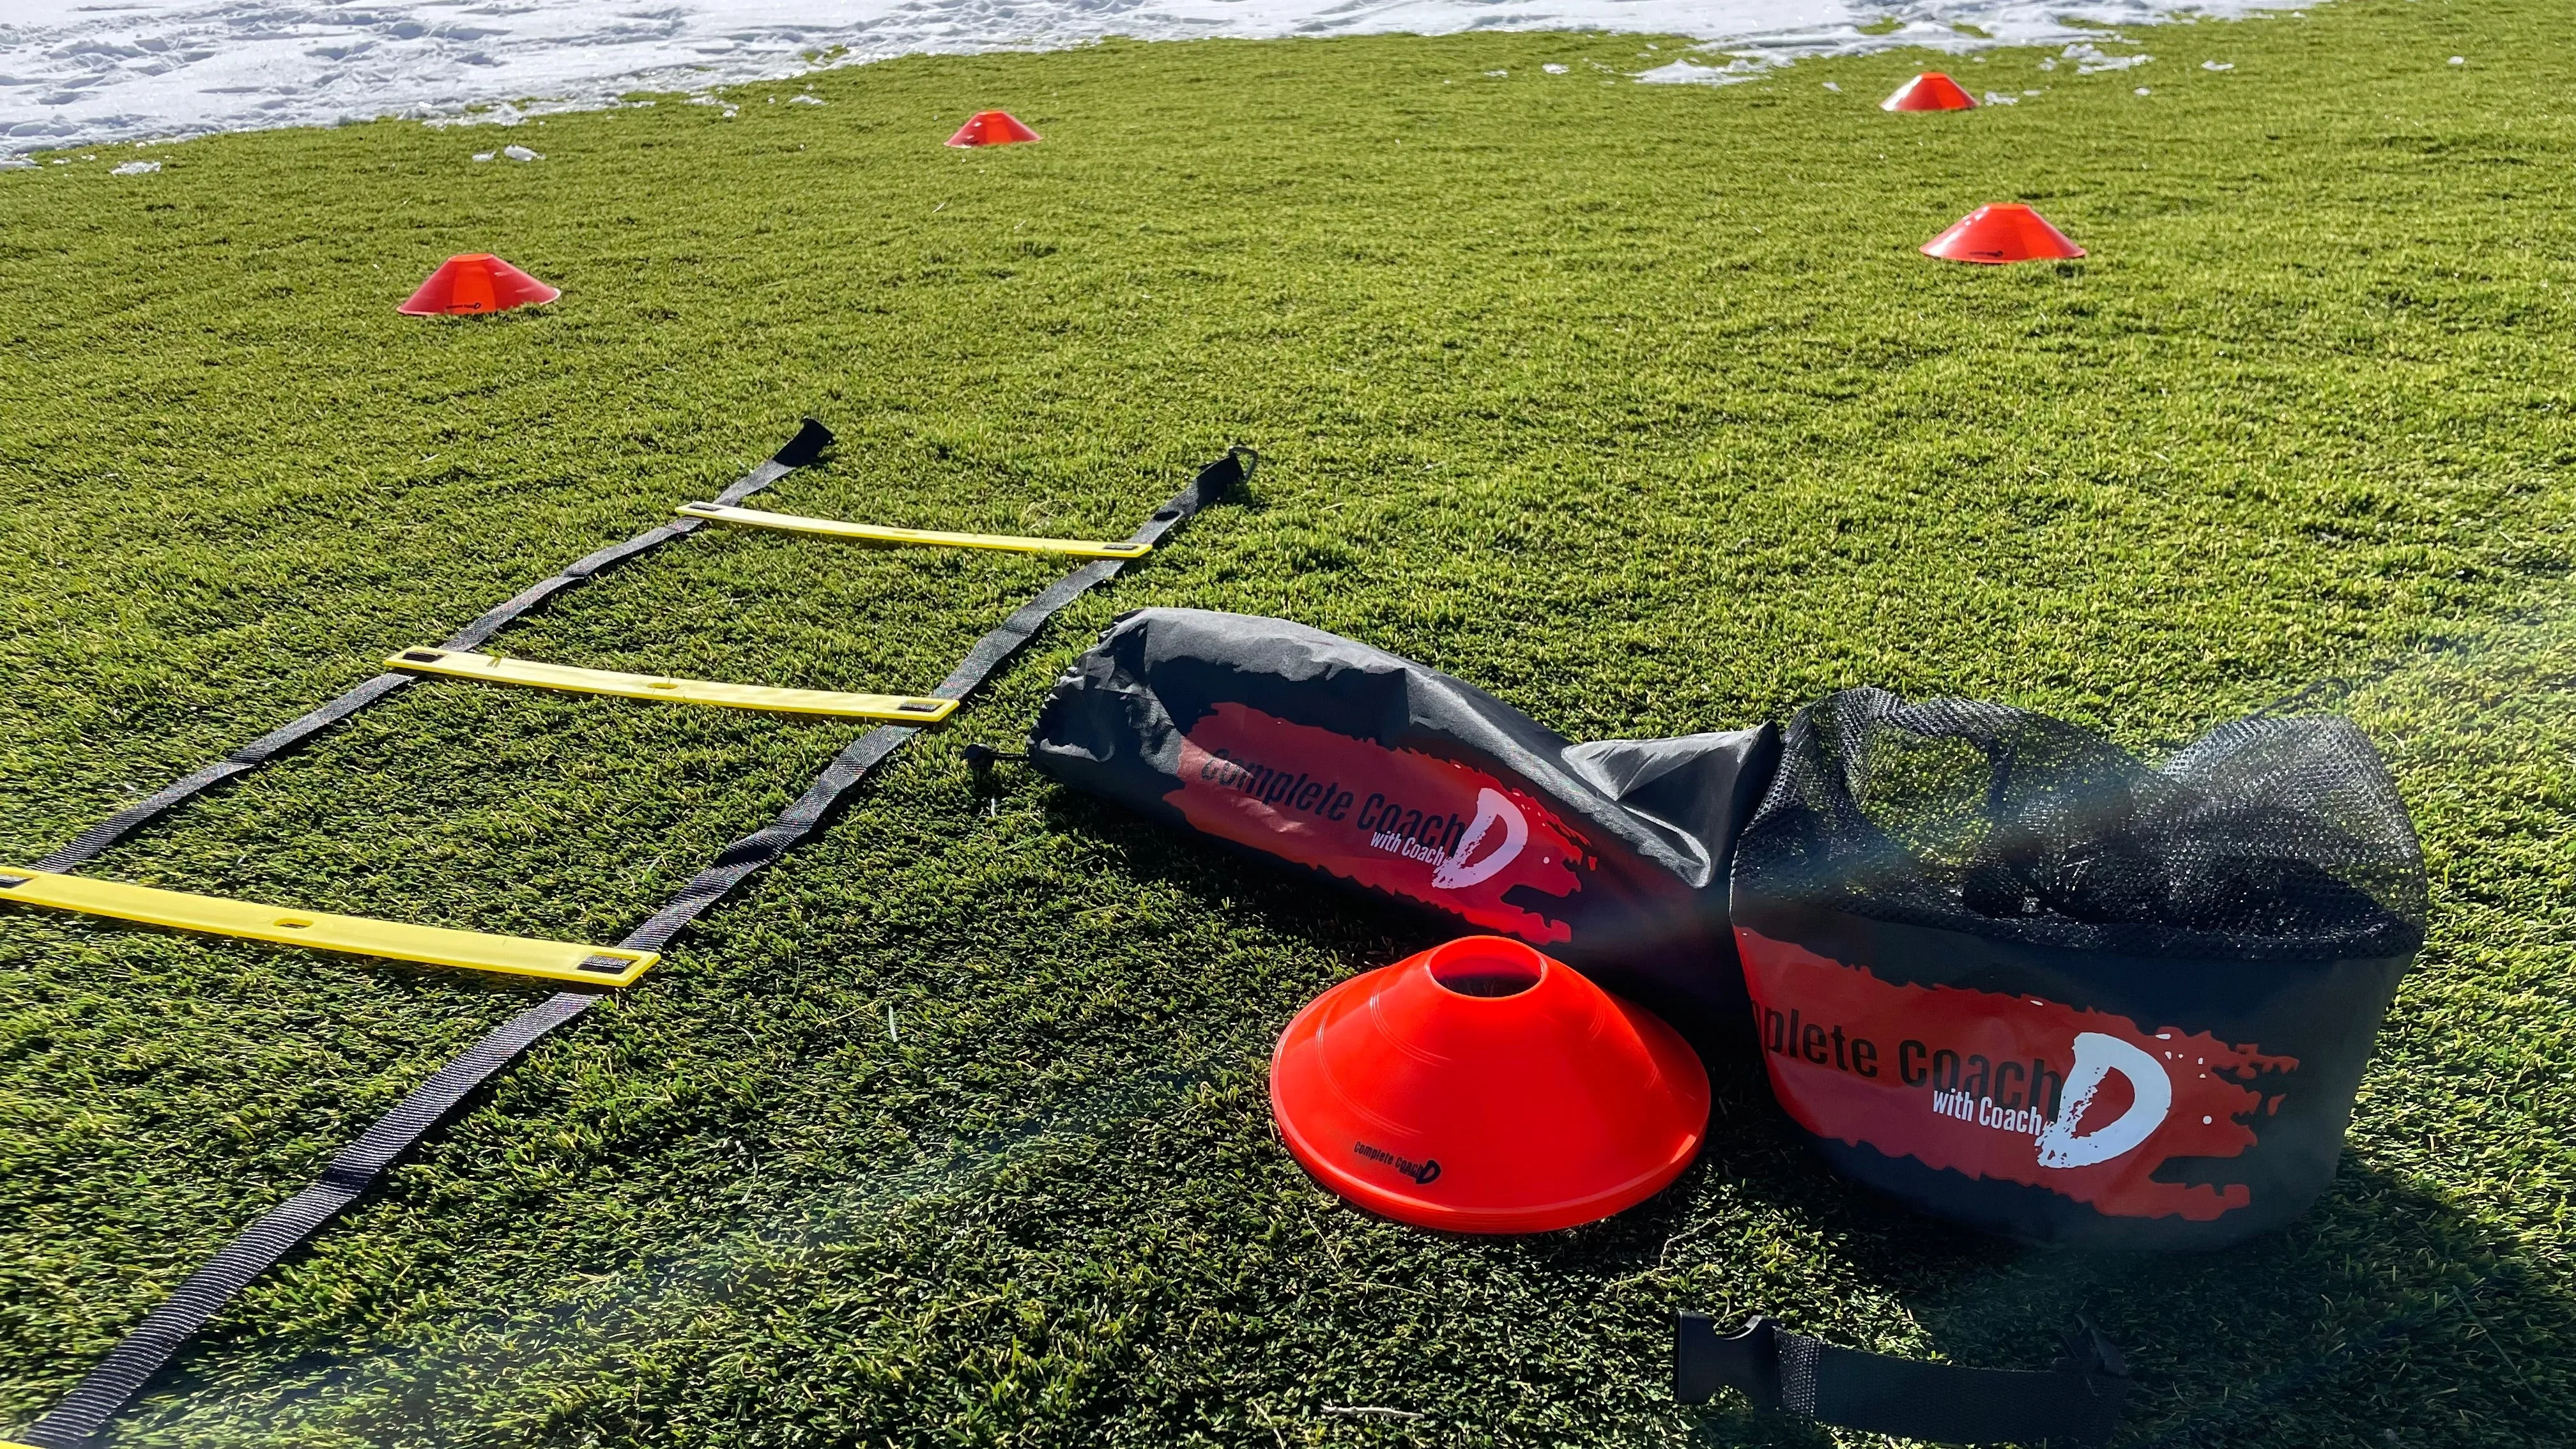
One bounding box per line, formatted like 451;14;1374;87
2133;85;2150;94
1542;63;1570;73
2202;59;2234;70
111;158;162;174
502;142;542;160
0;0;2324;161
2065;42;2153;73
1820;80;1839;91
471;151;495;161
2448;55;2464;65
1635;58;1764;86
1983;89;2016;103
788;93;824;104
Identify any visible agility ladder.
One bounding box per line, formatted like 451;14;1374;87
1;422;1250;1448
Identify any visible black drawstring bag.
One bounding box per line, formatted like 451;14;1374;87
1730;688;2426;1248
1029;608;1777;1024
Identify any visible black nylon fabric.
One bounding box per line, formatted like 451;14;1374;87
1675;1312;2128;1447
31;420;835;875
8;442;1245;1448
1026;608;1778;1028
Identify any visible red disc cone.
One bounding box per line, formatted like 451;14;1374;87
946;110;1041;147
1920;203;2087;264
1269;936;1709;1234
1883;72;1978;111
399;254;560;316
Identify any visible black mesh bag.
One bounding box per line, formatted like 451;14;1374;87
1029;608;1777;1025
1730;688;2425;1248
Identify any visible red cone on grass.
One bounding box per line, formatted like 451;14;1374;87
1883;72;1978;111
1270;936;1709;1234
946;111;1040;147
1921;203;2087;263
399;254;560;316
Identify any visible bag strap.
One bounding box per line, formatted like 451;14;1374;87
5;446;1250;1449
1676;1312;2128;1448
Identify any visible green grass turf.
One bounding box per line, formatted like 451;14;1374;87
3;0;2573;1443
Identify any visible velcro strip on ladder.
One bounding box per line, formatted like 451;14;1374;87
0;869;657;986
675;502;1153;559
387;649;959;722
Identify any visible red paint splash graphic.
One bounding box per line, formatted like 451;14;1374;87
1165;704;1588;944
1738;929;2299;1221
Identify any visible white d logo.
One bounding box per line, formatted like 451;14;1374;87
1430;787;1528;891
2035;1032;2173;1169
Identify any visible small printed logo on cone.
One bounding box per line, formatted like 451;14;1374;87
1883;72;1978;111
399;254;560;316
946;111;1041;147
1920;203;2086;264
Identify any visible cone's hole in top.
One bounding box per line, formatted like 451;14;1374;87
1427;937;1544;999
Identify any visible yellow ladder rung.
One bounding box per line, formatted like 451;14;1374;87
388;650;958;723
0;868;657;986
676;502;1151;560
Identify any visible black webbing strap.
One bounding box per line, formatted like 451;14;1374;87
10;991;597;1449
30;420;834;875
8;445;1251;1449
1676;1313;2128;1447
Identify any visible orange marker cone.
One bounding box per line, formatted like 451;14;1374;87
399;254;560;316
1920;203;2086;264
1883;72;1978;111
946;111;1041;147
1269;937;1709;1234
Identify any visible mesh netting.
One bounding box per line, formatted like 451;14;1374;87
1735;689;2426;961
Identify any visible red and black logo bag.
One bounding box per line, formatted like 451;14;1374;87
1029;608;1777;1023
1729;689;2426;1248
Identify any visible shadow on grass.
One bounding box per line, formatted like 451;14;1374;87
1663;1157;2573;1446
1045;791;2575;1448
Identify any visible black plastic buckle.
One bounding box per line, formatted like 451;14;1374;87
1675;1313;1780;1408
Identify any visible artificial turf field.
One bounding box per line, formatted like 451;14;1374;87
3;0;2573;1443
